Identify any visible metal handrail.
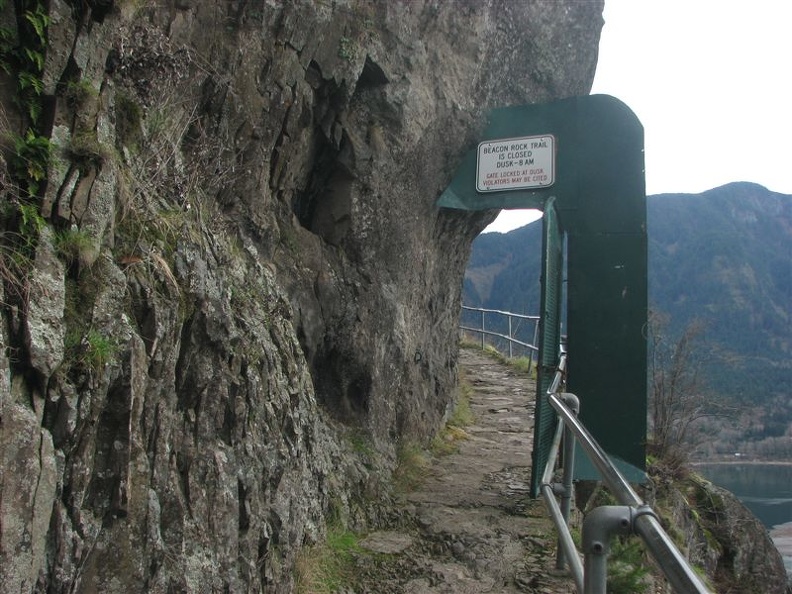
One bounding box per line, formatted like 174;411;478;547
460;305;540;359
540;353;585;591
460;304;713;591
541;352;713;594
461;305;540;320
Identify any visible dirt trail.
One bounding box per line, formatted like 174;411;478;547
354;348;576;593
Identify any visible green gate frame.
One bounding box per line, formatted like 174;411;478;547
439;95;648;495
533;197;563;495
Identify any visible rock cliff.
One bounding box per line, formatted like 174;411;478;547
647;468;791;593
0;1;604;592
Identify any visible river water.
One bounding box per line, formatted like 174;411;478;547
696;463;792;578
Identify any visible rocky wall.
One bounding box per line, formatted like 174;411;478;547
0;1;604;591
655;473;790;593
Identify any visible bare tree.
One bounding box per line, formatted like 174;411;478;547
647;311;721;464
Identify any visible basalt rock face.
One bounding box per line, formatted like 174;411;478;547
651;473;791;594
0;1;603;592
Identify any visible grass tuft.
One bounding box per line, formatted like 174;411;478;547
54;227;96;266
393;442;429;492
295;526;362;594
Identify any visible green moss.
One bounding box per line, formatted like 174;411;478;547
338;36;356;61
64;79;99;109
450;368;475;427
69;130;113;170
431;425;469;457
280;224;299;254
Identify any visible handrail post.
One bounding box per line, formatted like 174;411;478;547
531;320;540;373
480;310;485;350
582;506;633;594
556;392;579;570
508;314;513;358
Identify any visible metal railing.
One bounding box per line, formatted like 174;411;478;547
460;305;540;361
459;307;714;591
541;349;713;594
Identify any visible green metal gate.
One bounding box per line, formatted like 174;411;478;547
439;94;648;491
530;198;564;497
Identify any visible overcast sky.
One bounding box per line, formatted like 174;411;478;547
484;0;792;233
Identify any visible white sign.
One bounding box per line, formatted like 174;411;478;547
476;135;555;192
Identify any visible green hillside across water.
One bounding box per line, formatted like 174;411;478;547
464;181;791;416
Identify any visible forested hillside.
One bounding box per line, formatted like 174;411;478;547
464;182;792;458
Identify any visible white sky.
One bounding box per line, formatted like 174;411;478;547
484;0;792;234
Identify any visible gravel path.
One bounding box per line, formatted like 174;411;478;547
353;348;577;593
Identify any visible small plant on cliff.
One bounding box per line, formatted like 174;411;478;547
1;0;49;119
17;201;45;239
2;0;52;197
63;79;98;109
337;36;356;61
65;328;117;373
54;227;96;266
114;91;143;152
9;128;51;196
0;233;31;305
606;537;651;594
0;197;46;304
85;330;116;369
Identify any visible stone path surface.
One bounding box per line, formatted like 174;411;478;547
353;348;576;593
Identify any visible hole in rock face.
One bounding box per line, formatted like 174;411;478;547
292;57;388;245
238;480;250;531
356;56;389;91
312;345;371;424
309;170;353;245
292;133;354;247
86;0;114;23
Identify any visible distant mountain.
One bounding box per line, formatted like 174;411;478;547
464;182;792;404
464;222;543;315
